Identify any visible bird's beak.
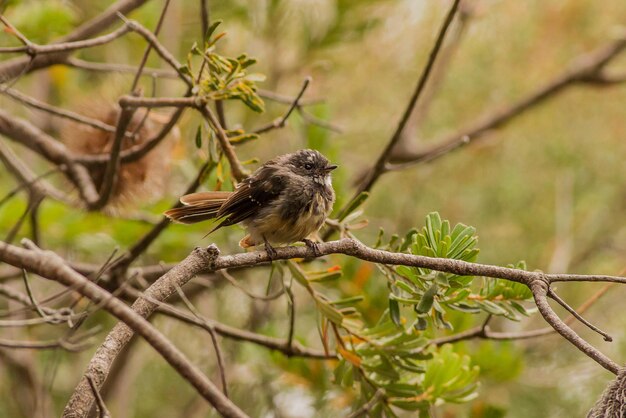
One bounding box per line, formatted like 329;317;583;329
324;164;338;172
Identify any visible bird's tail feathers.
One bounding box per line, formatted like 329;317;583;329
164;191;232;224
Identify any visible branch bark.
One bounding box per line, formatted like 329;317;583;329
0;0;151;82
0;241;248;418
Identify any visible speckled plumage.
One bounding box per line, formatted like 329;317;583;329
165;149;336;252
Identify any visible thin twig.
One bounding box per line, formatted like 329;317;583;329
252;77;311;134
0;24;131;56
0;334;93;352
118;95;201;108
21;269;55;323
64;57;179;79
2;240;248;418
0;109;100;205
86;375;112;418
385;35;626;170
0;15;33;49
531;281;618;374
120;16;193;86
76;104;188;165
219;270;285;301
284;281;296;352
139;291;333;359
91;104;137;209
548;288;612;342
258;88;322;106
199;105;248;181
356;0;461;194
107;161;212;273
297;107;343;133
346;388;385;418
322;0;461;241
4;195;37;244
174;285;229;397
0;0;152;83
0;164;66;209
129;0;171;92
0;86;128;136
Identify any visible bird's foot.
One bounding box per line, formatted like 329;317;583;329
263;237;278;260
302;238;321;257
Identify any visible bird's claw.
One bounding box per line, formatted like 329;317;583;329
302;239;321;257
264;239;278;260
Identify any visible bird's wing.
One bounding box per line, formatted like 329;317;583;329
213;165;287;229
164;191;233;224
179;191;233;205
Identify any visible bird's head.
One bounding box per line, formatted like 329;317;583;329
284;149;337;185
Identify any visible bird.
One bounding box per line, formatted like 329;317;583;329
164;149;337;258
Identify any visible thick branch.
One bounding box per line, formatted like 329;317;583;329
61;245;239;418
0;242;248;418
532;281;619;374
0;109;99;205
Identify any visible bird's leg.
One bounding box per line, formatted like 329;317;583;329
263;236;278;260
302;238;321;257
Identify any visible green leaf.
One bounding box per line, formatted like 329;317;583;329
228;133;259;144
337;191;369;222
178;64;193;77
416;283;437;314
330;296;364;308
374;228;385;248
317;300;344;325
393;280;416;295
415;316;428;331
395;265;415;280
308;271;342;283
204;20;223;43
287;261;311;290
399;228;418;252
389;298;401;326
194;125;202;148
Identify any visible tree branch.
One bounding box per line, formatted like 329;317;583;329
199;105;248;182
0;241;248;418
356;0;462;194
0;0;151;82
386;35;626;170
531;281;619;374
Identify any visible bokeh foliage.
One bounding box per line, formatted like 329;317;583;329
1;0;626;417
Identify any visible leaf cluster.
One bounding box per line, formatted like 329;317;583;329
181;21;266;113
286;213;533;415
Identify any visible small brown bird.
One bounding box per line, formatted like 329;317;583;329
164;149;337;257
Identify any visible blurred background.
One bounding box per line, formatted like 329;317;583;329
1;0;625;416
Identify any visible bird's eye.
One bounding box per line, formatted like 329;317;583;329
304;163;313;170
